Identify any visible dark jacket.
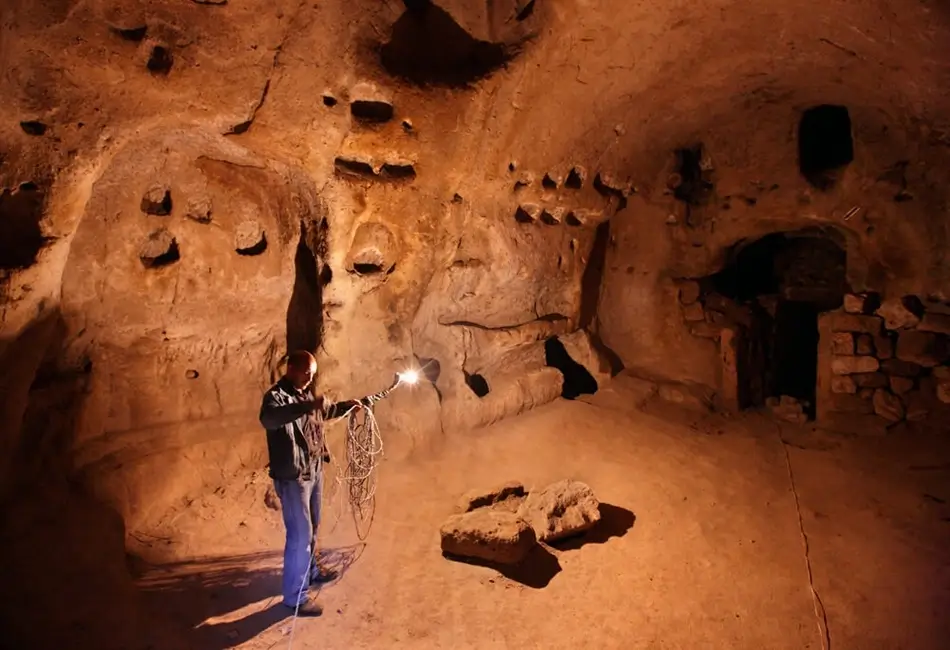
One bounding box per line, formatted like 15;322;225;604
259;377;396;480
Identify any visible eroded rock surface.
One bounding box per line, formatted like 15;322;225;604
518;479;601;543
440;508;536;565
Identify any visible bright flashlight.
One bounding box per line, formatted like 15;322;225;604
398;369;420;385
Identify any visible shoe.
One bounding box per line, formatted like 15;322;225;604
310;564;338;584
286;596;323;617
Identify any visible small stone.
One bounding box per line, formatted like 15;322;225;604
843;293;867;314
235;220;267;255
518;480;601;543
185;195;212;223
875;296;923;330
937;383;950;404
917;313;950;336
872;389;904;422
138;228;179;267
874;335;894;359
456;482;526;514
853;373;888;388
855;334;874;355
682;302;706;322
769;395;808;424
830;313;883;335
880;359;923;377
440;509;536;565
141;184;172;215
889;376;914;395
678;280;701;305
831;332;853;355
831;376;857;394
895;331;949;367
831;355;879;375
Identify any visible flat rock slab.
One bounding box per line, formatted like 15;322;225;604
456;481;526;513
440;509;536;565
518;479;601;543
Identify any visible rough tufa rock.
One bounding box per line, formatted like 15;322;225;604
874;335;894;359
682;302;705;322
872;389;904;422
831;332;853;355
889;376;914;395
440;508;536;565
185;195;212;223
830;313;882;335
880;358;923;377
456;481;526;513
875;296;923;330
937;383;950;405
138;229;179;267
831;376;857;394
917;313;950;336
767;395;808;424
855;334;874;355
518;479;601;543
843;293;873;314
895;331;949;368
831;355;879;375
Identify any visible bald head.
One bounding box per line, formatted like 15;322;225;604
286;350;317;390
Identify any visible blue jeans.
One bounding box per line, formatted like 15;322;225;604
274;472;323;606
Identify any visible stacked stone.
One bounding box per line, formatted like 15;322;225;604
677;280;750;340
828;294;950;426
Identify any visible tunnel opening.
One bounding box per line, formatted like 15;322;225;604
545;337;598;400
286;224;323;353
351;99;394;123
381;2;512;87
464;371;490;397
0;182;49;270
704;229;847;418
798;105;853;190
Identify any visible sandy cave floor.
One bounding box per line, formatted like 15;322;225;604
129;376;950;650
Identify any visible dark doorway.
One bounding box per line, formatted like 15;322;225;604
706;229;847;418
544;337;598;400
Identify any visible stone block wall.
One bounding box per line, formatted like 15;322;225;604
817;294;950;434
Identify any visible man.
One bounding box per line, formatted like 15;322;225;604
260;350;398;616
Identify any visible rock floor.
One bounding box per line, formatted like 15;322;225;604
128;375;950;649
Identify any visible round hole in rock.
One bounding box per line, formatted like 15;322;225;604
350;99;394;123
322;94;338;107
19;121;47;136
146;45;173;75
463;371;489;397
353;262;384;275
319;263;333;285
185;369;199;379
798;105;853;190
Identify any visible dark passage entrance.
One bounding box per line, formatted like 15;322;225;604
707;228;847;418
545;337;598;400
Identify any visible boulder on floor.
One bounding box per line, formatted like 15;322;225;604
456;481;526;513
440;509;537;565
518;479;601;543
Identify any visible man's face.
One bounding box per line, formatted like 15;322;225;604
288;360;317;390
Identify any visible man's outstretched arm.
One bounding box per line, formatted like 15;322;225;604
323;375;401;420
260;392;319;429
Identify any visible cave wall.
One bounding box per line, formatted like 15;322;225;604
597;99;950;395
2;0;950;532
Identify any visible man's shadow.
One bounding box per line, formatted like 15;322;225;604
137;544;365;649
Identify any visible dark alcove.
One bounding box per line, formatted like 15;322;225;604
545;337;598;400
706;229;848;417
